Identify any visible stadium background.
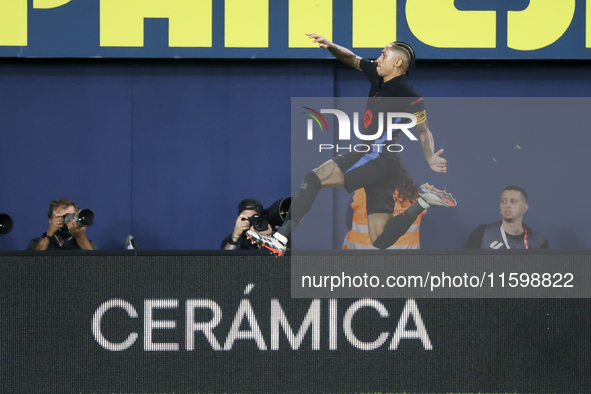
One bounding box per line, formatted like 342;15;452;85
1;2;590;392
1;0;591;250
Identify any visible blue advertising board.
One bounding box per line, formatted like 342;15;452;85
0;0;589;59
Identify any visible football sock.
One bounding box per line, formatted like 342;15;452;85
276;171;322;239
372;201;424;249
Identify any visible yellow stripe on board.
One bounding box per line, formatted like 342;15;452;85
225;0;269;47
289;0;332;48
100;0;212;48
587;0;591;48
406;0;496;48
353;0;396;48
508;0;575;51
33;0;72;9
0;0;27;46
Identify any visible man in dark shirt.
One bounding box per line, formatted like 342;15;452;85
27;197;97;250
248;33;456;255
465;186;548;249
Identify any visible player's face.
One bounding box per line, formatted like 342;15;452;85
376;46;401;78
500;190;528;222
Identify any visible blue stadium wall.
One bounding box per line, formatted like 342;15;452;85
1;59;590;250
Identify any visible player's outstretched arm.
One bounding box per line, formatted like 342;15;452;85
306;33;361;71
416;121;447;173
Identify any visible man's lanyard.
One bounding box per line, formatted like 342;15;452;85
500;225;529;249
53;235;73;249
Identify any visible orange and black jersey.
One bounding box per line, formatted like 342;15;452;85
359;58;427;143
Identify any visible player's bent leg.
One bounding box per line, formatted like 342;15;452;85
367;213;391;244
313;159;345;188
371;203;425;250
247;166;329;256
371;184;458;250
284;170;323;227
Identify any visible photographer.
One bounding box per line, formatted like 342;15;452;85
27;198;97;250
221;198;273;250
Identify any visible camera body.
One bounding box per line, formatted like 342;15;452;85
242;197;292;233
246;214;270;232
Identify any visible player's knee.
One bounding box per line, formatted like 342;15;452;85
313;160;343;187
302;171;322;193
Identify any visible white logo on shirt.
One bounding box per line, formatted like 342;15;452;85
489;241;504;249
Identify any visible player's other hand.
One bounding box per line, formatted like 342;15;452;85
429;148;447;173
306;33;331;49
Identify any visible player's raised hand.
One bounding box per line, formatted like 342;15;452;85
306;33;331;49
429;148;447;173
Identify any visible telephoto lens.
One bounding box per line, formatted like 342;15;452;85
63;209;95;228
264;197;292;228
0;213;13;236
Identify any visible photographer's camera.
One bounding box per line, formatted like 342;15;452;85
245;214;270;232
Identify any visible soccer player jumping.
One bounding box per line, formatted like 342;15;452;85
248;33;457;255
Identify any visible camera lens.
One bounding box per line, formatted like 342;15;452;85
64;209;95;228
0;213;13;236
77;209;95;227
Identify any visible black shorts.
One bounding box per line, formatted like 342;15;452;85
333;151;400;215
